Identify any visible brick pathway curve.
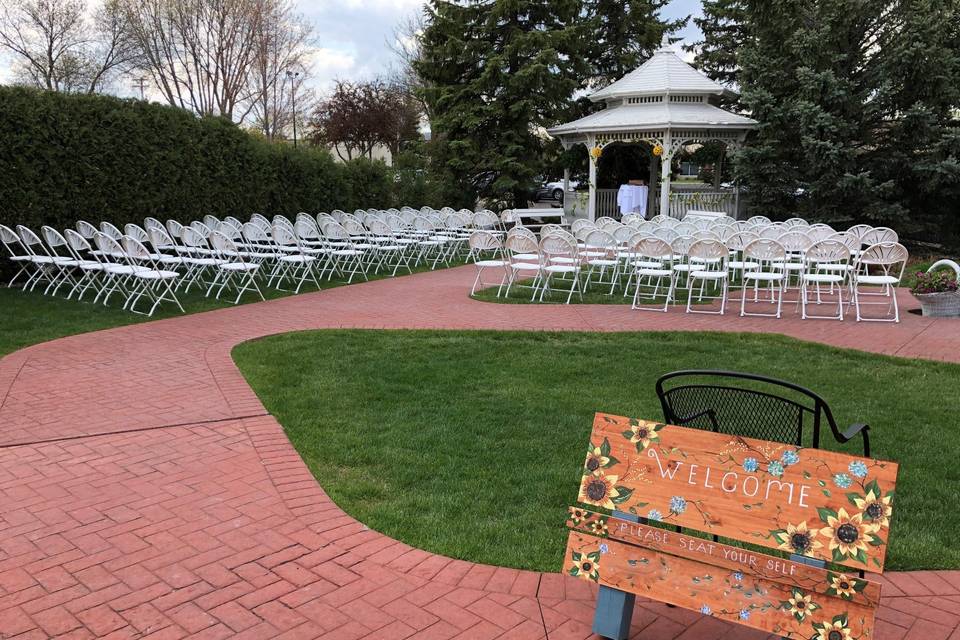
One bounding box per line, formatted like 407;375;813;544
1;266;959;639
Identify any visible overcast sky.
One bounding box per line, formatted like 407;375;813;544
0;0;705;96
301;0;705;92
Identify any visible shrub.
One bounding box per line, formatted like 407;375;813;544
0;86;405;234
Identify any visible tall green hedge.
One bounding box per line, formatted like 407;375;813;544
0;86;405;232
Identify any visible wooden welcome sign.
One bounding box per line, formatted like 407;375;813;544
564;413;899;639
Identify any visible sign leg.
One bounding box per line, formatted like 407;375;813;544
593;586;635;639
593;510;639;639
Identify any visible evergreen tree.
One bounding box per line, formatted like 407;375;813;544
416;0;587;209
734;0;892;224
690;0;747;88
866;0;960;240
585;0;685;89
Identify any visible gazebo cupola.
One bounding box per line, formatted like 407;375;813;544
548;36;757;220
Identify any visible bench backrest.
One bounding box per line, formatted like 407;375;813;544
565;412;898;639
657;370;863;453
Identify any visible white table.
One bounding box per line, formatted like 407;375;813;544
617;185;648;217
684;209;726;222
501;208;566;226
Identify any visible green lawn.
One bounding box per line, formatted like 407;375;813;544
0;265;434;358
233;329;960;573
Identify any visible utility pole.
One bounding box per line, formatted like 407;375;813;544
131;77;148;100
286;70;301;148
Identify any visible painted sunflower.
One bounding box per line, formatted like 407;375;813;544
584;445;610;473
853;489;892;529
578;472;622;510
820;508;878;558
828;574;859;599
786;591;818;621
813;618;852;640
570;551;601;582
625;420;660;450
568;507;589;525
588;518;609;536
776;521;823;556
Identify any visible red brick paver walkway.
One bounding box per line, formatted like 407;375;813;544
1;266;958;640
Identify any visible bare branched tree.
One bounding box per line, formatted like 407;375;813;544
246;0;312;139
0;0;134;92
386;9;431;120
121;0;266;119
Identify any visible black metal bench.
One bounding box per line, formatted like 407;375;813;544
655;369;870;455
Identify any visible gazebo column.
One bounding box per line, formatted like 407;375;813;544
648;152;658;218
659;130;672;218
588;143;597;222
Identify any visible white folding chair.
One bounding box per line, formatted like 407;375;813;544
467;231;507;296
15;225;57;292
41;226;85;296
63;229;106;300
629;237;674;312
504;231;542;298
852;242;908;322
740;239;787;318
582;229;620;294
685;240;730;314
0;223;34;287
800;240;850;320
271;223;321;292
121;235;183;315
536;234;581;303
207;231;265;303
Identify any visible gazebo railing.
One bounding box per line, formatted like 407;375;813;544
593;188;739;220
668;191;736;218
597;189;620;219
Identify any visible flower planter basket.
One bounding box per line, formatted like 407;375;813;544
913;259;960;317
914;290;960;317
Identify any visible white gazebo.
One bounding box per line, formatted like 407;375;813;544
547;37;758;220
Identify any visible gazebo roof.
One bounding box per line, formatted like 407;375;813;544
547;101;757;136
547;40;757;141
589;43;735;102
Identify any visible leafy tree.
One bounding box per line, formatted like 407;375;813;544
308;79;420;161
416;0;587;209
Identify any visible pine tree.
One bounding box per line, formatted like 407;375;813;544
416;0;588;209
690;0;747;88
585;0;685;89
866;0;960;240
734;0;892;224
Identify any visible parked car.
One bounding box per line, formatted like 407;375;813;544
536;179;580;202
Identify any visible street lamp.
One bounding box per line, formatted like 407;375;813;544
286;70;301;148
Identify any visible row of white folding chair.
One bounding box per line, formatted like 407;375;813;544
630;235;907;321
6;223;185;315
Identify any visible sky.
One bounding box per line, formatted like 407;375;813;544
300;0;706;92
0;0;705;96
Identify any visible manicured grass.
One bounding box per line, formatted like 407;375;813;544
0;265;434;358
233;329;960;572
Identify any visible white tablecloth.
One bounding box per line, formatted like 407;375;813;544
617;185;648;217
